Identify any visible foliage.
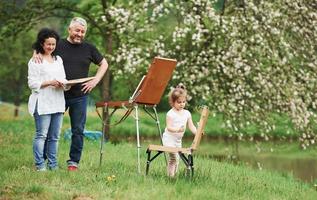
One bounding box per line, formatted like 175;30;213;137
114;0;317;148
0;30;35;115
0;0;74;39
1;0;317;146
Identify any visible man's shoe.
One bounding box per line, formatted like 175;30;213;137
68;165;78;171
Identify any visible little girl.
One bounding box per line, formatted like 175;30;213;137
162;84;197;177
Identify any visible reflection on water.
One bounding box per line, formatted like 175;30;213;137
209;154;317;183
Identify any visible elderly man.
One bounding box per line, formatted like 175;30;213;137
33;17;109;171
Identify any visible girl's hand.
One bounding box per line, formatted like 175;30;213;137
178;126;185;132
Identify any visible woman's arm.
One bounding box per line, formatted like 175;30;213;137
40;79;61;88
28;61;42;92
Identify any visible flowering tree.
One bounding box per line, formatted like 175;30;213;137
167;0;317;147
111;0;317;147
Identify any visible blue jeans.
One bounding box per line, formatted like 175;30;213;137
33;107;63;170
65;95;88;166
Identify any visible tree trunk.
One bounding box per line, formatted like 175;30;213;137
14;96;20;117
101;30;113;140
13;82;23;117
14;106;19;117
101;70;112;140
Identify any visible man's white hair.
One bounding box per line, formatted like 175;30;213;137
69;17;87;29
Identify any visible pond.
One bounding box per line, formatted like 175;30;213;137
210;153;317;183
195;140;317;183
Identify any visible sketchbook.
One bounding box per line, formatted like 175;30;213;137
65;77;95;85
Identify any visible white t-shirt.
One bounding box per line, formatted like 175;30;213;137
27;56;66;115
163;108;191;140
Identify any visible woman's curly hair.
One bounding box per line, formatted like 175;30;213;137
32;28;60;57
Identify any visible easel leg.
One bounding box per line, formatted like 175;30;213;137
99;131;104;167
135;105;141;173
99;106;109;168
153;106;167;165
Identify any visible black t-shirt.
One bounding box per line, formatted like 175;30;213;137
55;39;103;99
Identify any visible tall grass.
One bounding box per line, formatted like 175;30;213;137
0;104;317;199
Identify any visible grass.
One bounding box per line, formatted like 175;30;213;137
1;103;317;199
1;102;301;138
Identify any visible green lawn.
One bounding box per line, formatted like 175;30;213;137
0;104;317;199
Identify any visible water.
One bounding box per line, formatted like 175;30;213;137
195;140;317;183
210;154;317;183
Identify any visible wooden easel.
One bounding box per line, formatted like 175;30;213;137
95;57;177;173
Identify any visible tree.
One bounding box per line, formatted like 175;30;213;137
153;0;317;147
0;31;35;116
111;0;317;147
